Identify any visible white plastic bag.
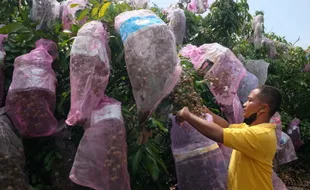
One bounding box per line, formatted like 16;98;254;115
167;8;186;45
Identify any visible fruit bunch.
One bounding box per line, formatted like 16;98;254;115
170;71;206;117
6;89;57;137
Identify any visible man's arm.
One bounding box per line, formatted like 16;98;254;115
177;107;224;143
204;107;230;128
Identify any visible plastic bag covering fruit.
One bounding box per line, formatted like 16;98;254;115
179;44;207;70
252;14;264;49
237;71;259;104
62;0;88;30
287;118;304;150
167;8;186;45
30;0;62;29
262;37;277;58
243;59;269;85
187;0;208;14
0;34;7;105
180;43;246;123
221;96;244;124
124;0;149;9
6;39;58;138
115;10;182;123
270;112;283;150
70;97;130;190
272;172;287;190
0;107;30;189
304;64;310;72
66;21;110;126
274;132;297;166
170;115;227;190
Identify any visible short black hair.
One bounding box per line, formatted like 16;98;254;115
256;85;282;117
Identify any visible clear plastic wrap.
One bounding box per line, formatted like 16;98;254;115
274;132;298;166
167;8;186;45
287;118;304;150
70;97;130;190
252;14;264;49
125;0;149;9
170;115;227;190
237;71;259;104
30;0;62;29
115;10;182;123
61;0;88;30
66;21;110;126
6;39;58;138
243;59;270;85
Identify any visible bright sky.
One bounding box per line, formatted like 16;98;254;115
152;0;310;49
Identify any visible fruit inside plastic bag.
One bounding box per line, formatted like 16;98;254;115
167;8;186;45
6;39;58;138
243;59;270;85
287;118;304;150
30;0;62;29
237;71;259;104
187;0;209;14
0;107;30;189
115;10;182;125
66;21;110;126
70;97;130;190
0;34;7;105
170;115;227;190
61;0;88;30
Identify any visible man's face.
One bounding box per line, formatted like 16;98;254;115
243;89;264;118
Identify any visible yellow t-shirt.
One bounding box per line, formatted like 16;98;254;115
223;123;277;190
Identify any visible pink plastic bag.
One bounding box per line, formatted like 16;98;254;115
170;114;227;190
180;43;246;123
221;96;244;124
6;39;58;138
272;172;287;190
0;34;7;105
70;96;130;190
274;132;298;166
66;21;110;126
237;71;259;104
287;118;304;150
180;44;206;70
304;64;310;72
61;0;88;30
187;0;209;14
270;112;283;150
115;10;182;123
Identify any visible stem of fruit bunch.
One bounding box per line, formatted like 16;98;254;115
138;124;152;145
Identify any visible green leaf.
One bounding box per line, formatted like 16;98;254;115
77;8;90;21
89;0;100;6
91;7;99;18
0;22;25;34
70;3;80;8
98;2;111;18
132;147;142;176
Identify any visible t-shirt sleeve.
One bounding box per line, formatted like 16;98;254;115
223;127;262;159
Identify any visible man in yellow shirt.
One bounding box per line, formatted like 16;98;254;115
176;85;282;190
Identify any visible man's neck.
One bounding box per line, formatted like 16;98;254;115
249;117;270;126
